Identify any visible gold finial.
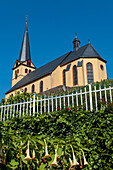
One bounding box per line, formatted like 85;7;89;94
26;15;28;24
88;39;90;44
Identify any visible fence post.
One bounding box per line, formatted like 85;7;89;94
33;93;35;116
89;83;93;111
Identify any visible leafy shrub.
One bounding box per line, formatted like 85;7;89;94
0;105;113;169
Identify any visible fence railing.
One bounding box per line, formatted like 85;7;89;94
0;84;113;121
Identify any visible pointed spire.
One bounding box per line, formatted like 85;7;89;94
19;18;31;62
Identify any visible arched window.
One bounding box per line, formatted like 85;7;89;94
24;88;27;93
100;65;104;70
25;69;28;73
29;70;31;73
73;65;78;85
15;74;17;79
40;81;43;92
63;69;66;86
87;63;93;83
32;84;35;93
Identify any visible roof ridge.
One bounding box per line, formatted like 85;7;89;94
89;43;102;58
59;51;72;65
80;43;91;56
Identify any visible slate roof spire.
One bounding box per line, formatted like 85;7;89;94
19;19;31;62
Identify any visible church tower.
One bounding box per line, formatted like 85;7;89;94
12;21;36;87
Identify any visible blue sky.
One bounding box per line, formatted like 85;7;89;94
0;0;113;101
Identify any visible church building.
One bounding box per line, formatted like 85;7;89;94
5;22;107;99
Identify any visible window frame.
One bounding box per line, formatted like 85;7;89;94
40;81;43;92
86;62;94;83
63;69;66;86
32;84;35;93
73;65;78;85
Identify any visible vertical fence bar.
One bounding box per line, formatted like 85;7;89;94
72;93;74;107
37;96;39;114
60;97;61;109
85;87;88;111
56;97;57;111
33;93;35;116
52;96;53;112
89;84;93;111
23;101;25;116
13;104;15;118
1;107;3;121
40;96;42;114
94;85;98;111
99;85;102;109
27;98;28;116
20;102;21;118
48;97;50;113
76;91;78;108
68;94;70;106
104;85;107;105
44;97;46;113
7;106;9;119
80;89;83;107
30;97;31;116
3;106;4;121
64;96;65;108
10;104;12;118
109;85;112;103
16;103;18;117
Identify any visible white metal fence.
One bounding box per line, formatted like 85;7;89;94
0;84;113;121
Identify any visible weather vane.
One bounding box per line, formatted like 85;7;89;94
88;39;90;44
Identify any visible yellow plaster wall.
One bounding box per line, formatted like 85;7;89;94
82;58;107;84
12;64;35;87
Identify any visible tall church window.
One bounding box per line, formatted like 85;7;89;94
73;65;78;85
87;63;93;83
32;84;35;93
63;69;66;86
40;81;43;92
